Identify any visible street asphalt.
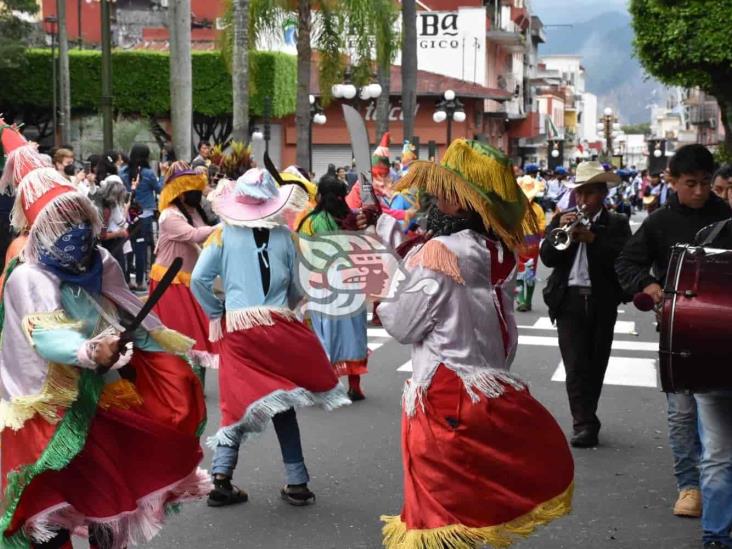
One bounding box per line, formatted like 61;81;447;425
139;213;702;549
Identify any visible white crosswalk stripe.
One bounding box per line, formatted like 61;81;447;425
551;357;658;388
518;316;638;335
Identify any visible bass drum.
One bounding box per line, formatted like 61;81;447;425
660;245;732;392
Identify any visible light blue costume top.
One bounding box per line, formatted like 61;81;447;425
190;224;301;323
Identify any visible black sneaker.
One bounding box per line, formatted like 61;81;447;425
280;484;315;506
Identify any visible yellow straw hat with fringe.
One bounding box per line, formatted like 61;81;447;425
158;162;207;212
396;139;539;248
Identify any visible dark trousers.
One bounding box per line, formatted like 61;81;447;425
132;216;154;286
556;287;618;434
101;237;128;281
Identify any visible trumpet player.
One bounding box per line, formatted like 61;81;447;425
540;161;631;448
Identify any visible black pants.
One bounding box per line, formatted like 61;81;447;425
556;287;618;434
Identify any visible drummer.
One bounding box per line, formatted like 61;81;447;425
616;144;730;521
691;218;732;549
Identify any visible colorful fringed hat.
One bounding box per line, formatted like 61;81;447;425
11;167;101;262
158;160;207;211
372;132;391;179
211;168;308;229
396;139;538;248
0;145;52;193
401;140;417;169
0;118;27;168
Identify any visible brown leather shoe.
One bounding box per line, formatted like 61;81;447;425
673;488;702;518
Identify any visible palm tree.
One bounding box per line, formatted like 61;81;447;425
401;0;417;144
231;0;250;142
56;0;71;144
373;0;399;140
168;0;192;159
247;0;400;167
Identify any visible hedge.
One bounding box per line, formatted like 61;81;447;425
0;49;297;118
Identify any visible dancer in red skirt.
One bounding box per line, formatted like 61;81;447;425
151;161;218;370
376;139;574;548
0;169;209;548
191;168;350;507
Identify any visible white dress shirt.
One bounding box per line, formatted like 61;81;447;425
568;210;602;287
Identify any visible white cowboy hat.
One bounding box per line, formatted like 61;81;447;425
566;161;620;189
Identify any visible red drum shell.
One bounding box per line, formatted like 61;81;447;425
660;245;732;392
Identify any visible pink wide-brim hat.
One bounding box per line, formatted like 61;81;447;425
211;168;308;228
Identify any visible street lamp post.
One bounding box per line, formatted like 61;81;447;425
263;95;272;155
598;107;619;158
43;17;59;146
308;95;327;174
432;89;466;146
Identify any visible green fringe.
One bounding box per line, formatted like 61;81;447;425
182;355;208;439
0;257;20;340
0;370;103;548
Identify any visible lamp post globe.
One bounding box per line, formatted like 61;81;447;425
342;84;357;100
453;110;466;123
653;148;663;158
444;89;456;101
331;84;343;98
551;148;560;158
603;107;613;117
368;83;382;98
433;110;447;123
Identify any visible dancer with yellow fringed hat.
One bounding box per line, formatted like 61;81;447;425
0;166;209;549
373;139;574;549
150;160;219;370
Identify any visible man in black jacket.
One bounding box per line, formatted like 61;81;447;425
616;144;730;521
540;161;631;449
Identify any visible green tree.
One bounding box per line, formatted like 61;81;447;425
0;0;38;69
630;0;732;152
401;0;417;143
621;122;651;135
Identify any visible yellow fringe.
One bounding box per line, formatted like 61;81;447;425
158;174;207;212
150;328;195;354
0;363;80;431
21;310;84;347
203;227;223;248
99;379;144;410
441;140;521;202
149;263;192;286
407;240;465;285
381;482;574;549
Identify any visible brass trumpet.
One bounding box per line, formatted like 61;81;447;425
548;205;590;250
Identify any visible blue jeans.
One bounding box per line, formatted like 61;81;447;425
695;390;732;546
132;216;153;286
666;392;701;490
211;408;310;485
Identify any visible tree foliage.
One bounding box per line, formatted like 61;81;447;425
630;0;732;149
0;49;297;118
0;0;39;70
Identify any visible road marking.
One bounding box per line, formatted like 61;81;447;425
551;357;658;388
397;360;412;372
518;316;638;335
518;335;657;352
368;327;391;339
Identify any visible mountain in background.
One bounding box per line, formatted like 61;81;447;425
539;10;667;124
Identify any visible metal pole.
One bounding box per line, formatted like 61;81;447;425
77;0;82;49
308;117;313;173
51;28;58;146
264;96;272;155
447;114;453;144
100;0;114;152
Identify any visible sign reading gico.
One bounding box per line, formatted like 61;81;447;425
419;12;459;50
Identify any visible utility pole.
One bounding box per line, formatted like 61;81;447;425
101;0;114;152
168;0;193;160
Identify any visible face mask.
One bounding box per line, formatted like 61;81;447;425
63;164;76;176
39;222;96;274
183;190;203;208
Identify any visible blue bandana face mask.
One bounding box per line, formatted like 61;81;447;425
39;222;103;295
39;222;96;274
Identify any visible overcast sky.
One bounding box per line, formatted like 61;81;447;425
531;0;629;24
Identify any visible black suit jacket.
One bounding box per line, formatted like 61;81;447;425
539;208;632;321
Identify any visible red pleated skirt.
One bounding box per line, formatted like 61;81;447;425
216;315;346;436
383;365;574;548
